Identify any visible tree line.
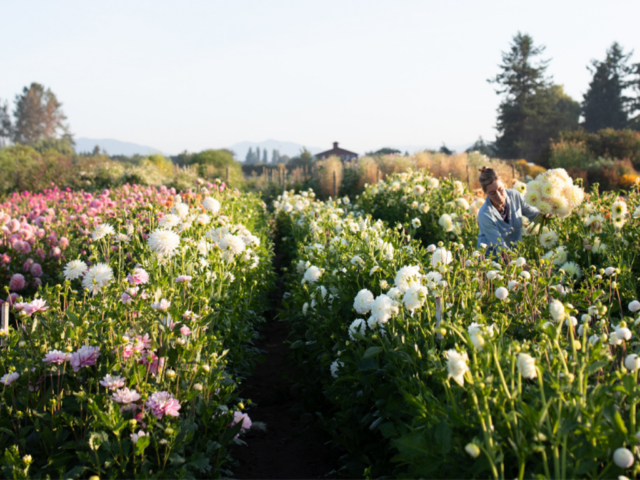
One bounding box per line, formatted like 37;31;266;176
482;33;640;165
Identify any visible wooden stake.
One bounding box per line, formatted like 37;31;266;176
333;170;337;199
1;302;9;347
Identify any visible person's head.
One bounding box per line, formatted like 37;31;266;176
479;167;506;209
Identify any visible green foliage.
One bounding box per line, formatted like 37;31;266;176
556;129;640;169
187;149;245;188
365;148;402;156
287;148;314;167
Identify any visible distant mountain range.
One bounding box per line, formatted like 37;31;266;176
74;138;162;156
73;138;476;159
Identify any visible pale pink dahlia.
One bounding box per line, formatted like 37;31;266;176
70;346;100;372
9;274;25;292
127;267;149;286
112;387;141;404
99;374;126;390
146;391;181;419
23;299;49;316
43;349;71;364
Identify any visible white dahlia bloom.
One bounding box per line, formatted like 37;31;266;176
517;353;537;379
369;294;398;325
539;230;559;249
202;197;221;214
549;299;565;323
629;300;640;312
330;360;343;379
353;289;375;315
82;263;114;295
172;203;189;219
92;223;115;241
220;234;245;255
403;284;427;314
395;265;422;293
64;260;88;281
431;247;452;268
445;349;469;386
613;448;634;468
560;261;581;279
303;266;322;284
159;213;180;228
611;200;628;219
348;319;367;340
495;287;509;300
148;229;180;257
625;354;640;371
438;214;454;232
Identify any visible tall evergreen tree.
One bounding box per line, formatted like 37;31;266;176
262;149;268;164
245;147;254;164
490;32;550;160
12;82;69;145
490;33;580;163
272;149;280;164
626;60;640;131
255;147;261;163
582;42;633;132
0;99;12;147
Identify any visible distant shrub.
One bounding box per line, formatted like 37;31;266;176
557;128;640;168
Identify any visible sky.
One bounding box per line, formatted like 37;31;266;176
1;0;639;155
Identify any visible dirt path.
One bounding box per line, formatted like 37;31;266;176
231;254;339;479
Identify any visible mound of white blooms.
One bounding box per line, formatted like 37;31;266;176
524;168;584;218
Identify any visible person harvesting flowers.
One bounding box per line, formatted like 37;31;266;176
476;167;540;254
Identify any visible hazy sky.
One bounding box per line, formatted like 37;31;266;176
1;0;639;155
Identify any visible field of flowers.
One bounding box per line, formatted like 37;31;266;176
0;181;274;478
275;175;640;478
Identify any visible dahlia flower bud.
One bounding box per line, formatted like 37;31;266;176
465;443;480;458
613;448;634;468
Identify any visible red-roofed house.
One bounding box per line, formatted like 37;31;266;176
315;142;358;161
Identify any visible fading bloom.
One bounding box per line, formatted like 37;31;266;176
43;349;71;365
539;230;559;249
100;374;126;390
146;391;181;419
445;349;469;386
517;353;537;379
0;372;19;386
70;346;100;372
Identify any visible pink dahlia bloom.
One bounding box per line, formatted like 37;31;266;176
140;352;164;375
99;374;126;390
30;263;43;277
180;325;192;336
127;267;149;286
230;411;252;433
23;299;48;316
43;349;71;364
112;387;141;404
9;274;26;291
146;391;181;419
59;237;69;249
0;372;19;386
0;254;10;265
175;275;192;283
151;299;171;312
70;346;100;372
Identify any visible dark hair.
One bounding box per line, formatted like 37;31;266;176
479;166;500;192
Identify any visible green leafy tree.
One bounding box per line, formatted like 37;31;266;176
466;136;496;157
288;148;314;167
365;147;401;156
582;42;633;132
188;149;244;186
490;33;579;163
12;82;70;145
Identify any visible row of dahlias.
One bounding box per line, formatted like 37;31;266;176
0;182;273;478
276;187;640;478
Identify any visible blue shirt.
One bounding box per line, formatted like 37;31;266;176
477;189;539;251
